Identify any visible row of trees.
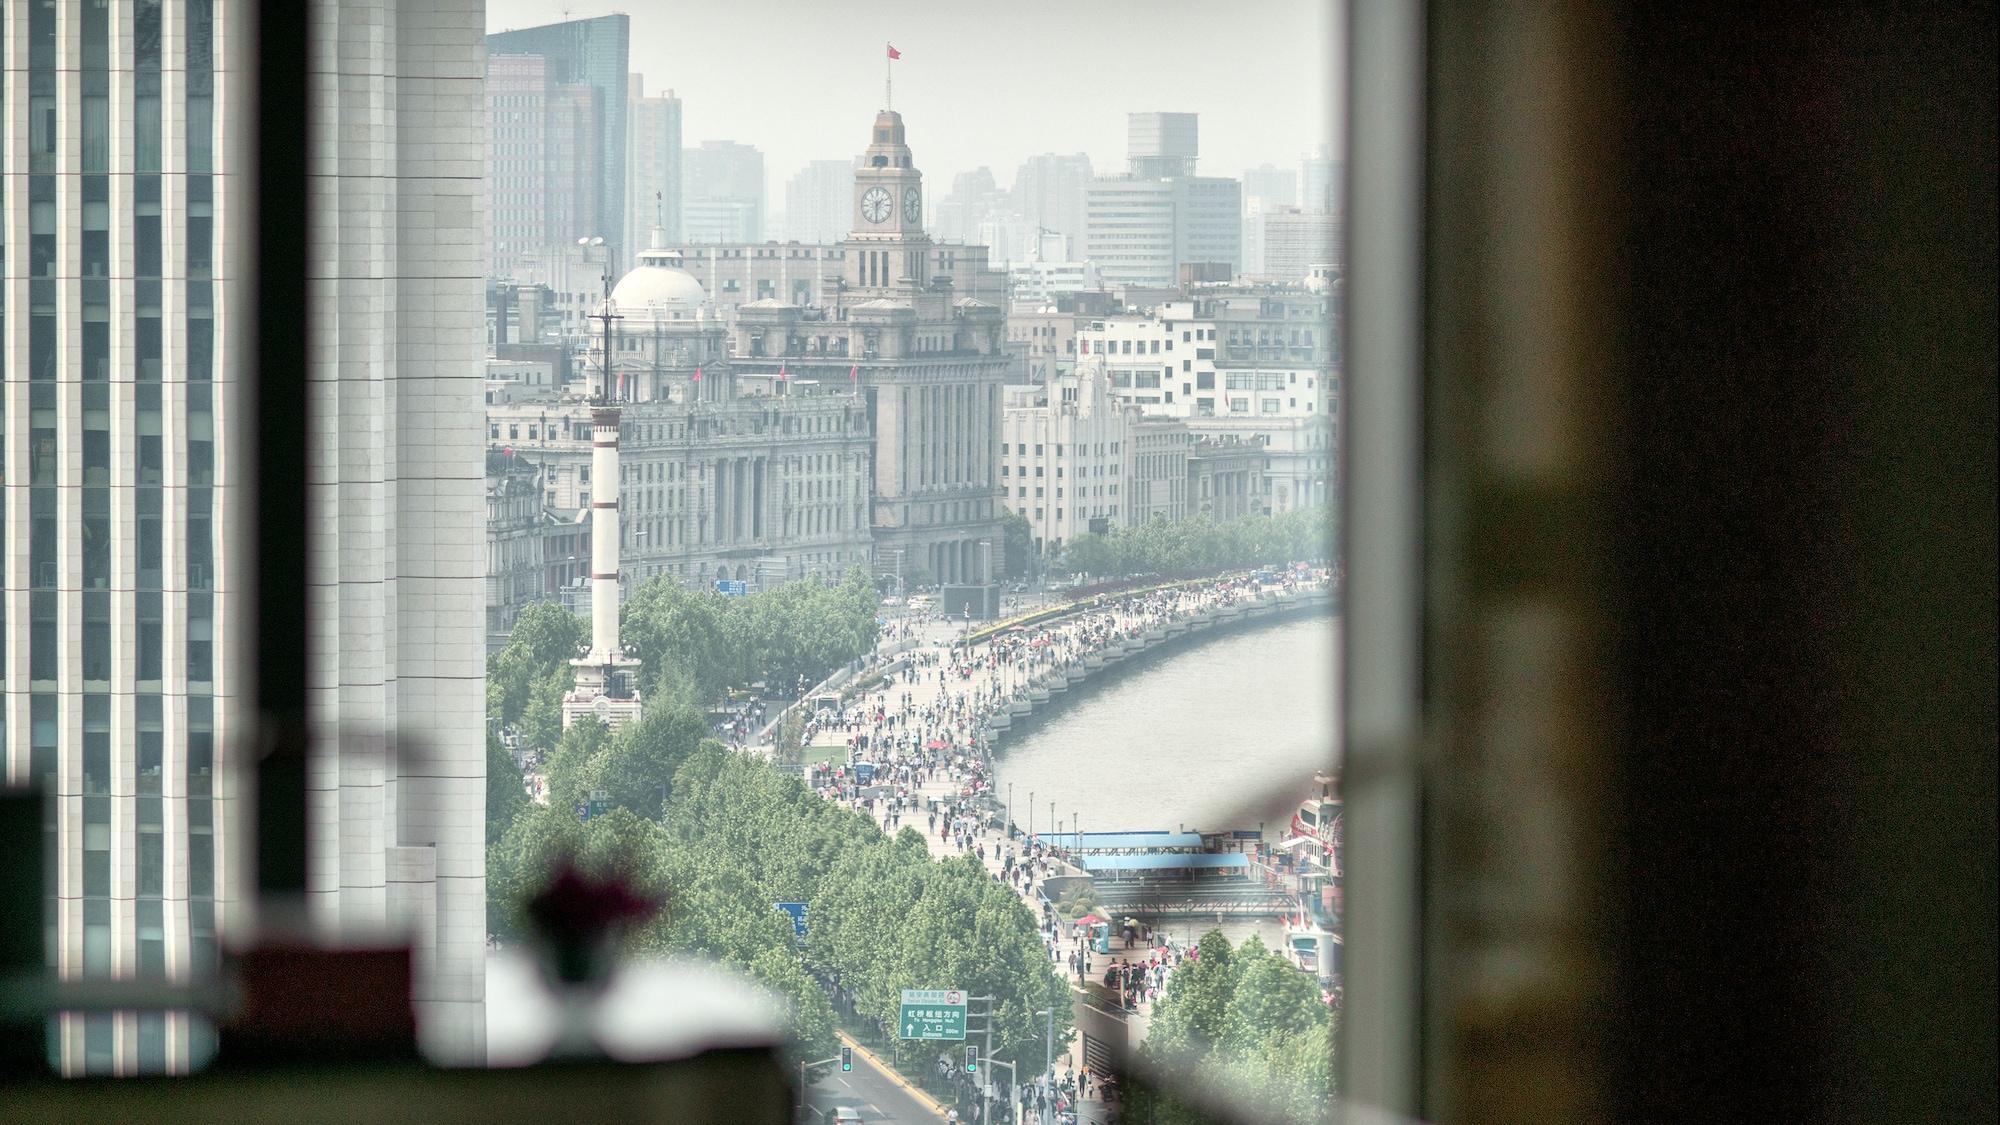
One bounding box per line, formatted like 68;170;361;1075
621;567;880;706
486;707;1074;1073
1124;930;1336;1124
1054;505;1336;580
486;569;881;766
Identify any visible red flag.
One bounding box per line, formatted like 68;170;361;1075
886;43;901;59
778;363;788;380
849;363;859;382
693;365;703;382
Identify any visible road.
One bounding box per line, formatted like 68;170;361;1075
799;1039;947;1124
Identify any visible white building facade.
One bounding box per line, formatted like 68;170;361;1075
1082;175;1241;288
1001;358;1133;557
1;0;487;1073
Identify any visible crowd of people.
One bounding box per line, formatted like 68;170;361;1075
794;569;1330;1121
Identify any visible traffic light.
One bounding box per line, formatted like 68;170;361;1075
840;1046;853;1072
965;1045;979;1073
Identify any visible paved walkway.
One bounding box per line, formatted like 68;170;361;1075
800;572;1333;1122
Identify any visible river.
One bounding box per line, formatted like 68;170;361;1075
991;613;1340;842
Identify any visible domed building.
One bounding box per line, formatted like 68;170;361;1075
485;224;876;601
594;227;735;404
609;232;709;319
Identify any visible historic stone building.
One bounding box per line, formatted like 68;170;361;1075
485;229;875;602
719;110;1012;589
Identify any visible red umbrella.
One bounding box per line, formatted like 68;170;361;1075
1075;913;1106;926
926;738;948;749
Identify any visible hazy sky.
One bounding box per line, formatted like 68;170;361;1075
487;0;1341;209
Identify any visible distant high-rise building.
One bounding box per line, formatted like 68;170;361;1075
1262;206;1341;282
1243;162;1299;207
683;140;766;242
1084;177;1241;288
1299;143;1340;212
488;14;632;261
1012;153;1094;245
682;199;763;244
1240;162;1296;276
625;76;683;254
1085;113;1241;287
784;159;857;244
934;166;1010;245
5;0;487;1073
1128;112;1201;177
486;55;603;280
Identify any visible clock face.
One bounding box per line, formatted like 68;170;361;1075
903;187;922;224
861;186;893;224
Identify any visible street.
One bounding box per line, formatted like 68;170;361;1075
799;1038;946;1124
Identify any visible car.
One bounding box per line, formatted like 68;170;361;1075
824;1106;864;1124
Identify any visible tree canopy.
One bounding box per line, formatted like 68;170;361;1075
1055;505;1336;580
486;717;1073;1074
620;567;880;706
1126;929;1336;1125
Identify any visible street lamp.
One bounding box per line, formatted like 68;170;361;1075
1032;1007;1057;1125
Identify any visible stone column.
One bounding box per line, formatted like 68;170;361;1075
737;458;750;544
714;459;728;544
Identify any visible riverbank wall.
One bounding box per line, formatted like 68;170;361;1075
979;587;1338;746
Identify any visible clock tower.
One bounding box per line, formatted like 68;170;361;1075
846;110;931;294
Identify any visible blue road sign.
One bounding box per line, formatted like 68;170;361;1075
716;580;749;596
775;901;809;937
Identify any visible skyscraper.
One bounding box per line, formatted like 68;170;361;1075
625;75;683;254
486;54;604;280
1241;163;1298;277
1084;113;1242;287
2;0;487;1072
1299;143;1340;212
487;13;631;262
933;167;1005;245
783;159;857;244
682;140;766;243
1127;112;1201;178
1012;152;1094;246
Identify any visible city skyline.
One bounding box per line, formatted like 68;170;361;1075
486;0;1343;211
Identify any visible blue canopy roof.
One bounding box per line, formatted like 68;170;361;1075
1080;853;1252;872
1035;831;1204;851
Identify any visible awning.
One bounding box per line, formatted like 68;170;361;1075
1081;853;1252;872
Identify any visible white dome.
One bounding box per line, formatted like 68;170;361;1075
610;259;707;315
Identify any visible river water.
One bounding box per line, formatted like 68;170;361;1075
991;613;1340;842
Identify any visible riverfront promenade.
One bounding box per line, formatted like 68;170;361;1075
794;569;1334;1120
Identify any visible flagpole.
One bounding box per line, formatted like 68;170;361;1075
885;43;892;110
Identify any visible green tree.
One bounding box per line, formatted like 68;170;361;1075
595;706;716;818
489;602;589;728
518;666;572;756
1221;936;1322;1057
487;728;529;843
1001;510;1034;580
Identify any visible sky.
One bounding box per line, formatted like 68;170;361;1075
486;0;1342;212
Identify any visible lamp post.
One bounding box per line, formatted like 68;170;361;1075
1033;1007;1057;1125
